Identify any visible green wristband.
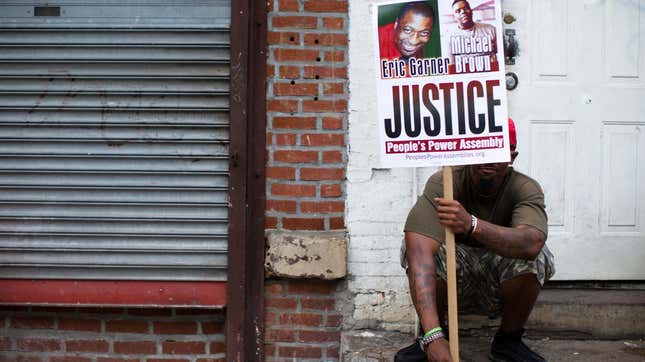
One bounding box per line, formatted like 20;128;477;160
424;326;442;337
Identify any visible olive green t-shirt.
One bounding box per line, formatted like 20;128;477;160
404;166;548;247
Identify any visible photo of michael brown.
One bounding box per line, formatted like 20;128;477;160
440;0;500;74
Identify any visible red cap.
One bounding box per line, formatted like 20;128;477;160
508;117;517;150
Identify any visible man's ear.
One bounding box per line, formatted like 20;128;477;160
510;150;519;164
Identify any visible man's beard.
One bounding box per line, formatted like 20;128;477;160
477;176;496;196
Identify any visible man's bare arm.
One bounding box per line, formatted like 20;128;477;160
473;222;544;259
405;231;451;361
405;231;442;330
434;198;545;259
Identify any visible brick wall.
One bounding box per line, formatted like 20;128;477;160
265;1;350;361
0;307;225;362
266;0;349;232
264;280;342;362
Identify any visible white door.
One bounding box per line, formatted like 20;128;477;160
504;0;645;279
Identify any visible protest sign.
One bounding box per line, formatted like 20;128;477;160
375;2;509;360
374;0;509;168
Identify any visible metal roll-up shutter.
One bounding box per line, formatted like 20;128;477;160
0;1;231;280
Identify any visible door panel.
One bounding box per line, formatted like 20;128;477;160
505;0;645;279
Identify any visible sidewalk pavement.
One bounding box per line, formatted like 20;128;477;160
342;331;645;362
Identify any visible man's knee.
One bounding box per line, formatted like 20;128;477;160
498;246;555;286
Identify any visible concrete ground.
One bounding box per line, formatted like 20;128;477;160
342;331;645;362
342;289;645;361
459;336;645;362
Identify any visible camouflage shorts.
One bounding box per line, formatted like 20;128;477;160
433;243;555;317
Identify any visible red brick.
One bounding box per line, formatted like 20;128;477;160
267;31;299;45
58;318;101;332
301;167;345;181
302;99;347;113
264;311;278;326
197;359;224;362
327;346;340;358
323;82;344;95
304;66;348;79
271;183;316;197
274;133;297;146
321;183;342;198
1;356;42;362
272;16;318;29
279;313;323;327
266;64;275;78
326;313;343;327
304;33;348;46
267;131;273;145
106;320;148;333
304;0;347;12
278;0;299;11
267;99;298;113
147;359;190;362
288;280;334;294
264;343;277;357
98;359;139;362
162;341;205;355
299;330;341;343
278;345;323;358
301;201;344;213
322;117;343;129
267;0;274;12
153;321;197;334
266;199;297;212
265;329;296;342
322;150;343;163
302;297;336;310
330;216;345;230
283;217;324;230
274;150;318;163
17;338;60;352
274;49;320;62
209;341;226;354
266;166;296;180
323;17;344;30
274;82;318;96
265;216;278;229
50;357;92;362
266;282;284;295
273;116;316;129
0;336;11;350
324;50;345;62
264;297;297;309
279;65;300;78
113;341;156;354
201;321;224;334
66;339;109;353
11;317;54;329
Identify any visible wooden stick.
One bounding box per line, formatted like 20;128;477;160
443;166;460;362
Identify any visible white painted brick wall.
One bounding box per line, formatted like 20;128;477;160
345;1;441;333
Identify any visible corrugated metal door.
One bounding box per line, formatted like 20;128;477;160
0;1;231;280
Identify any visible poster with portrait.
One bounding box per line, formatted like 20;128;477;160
374;0;509;168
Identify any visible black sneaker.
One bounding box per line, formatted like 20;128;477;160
489;329;546;362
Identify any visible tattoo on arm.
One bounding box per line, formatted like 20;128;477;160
407;255;440;331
